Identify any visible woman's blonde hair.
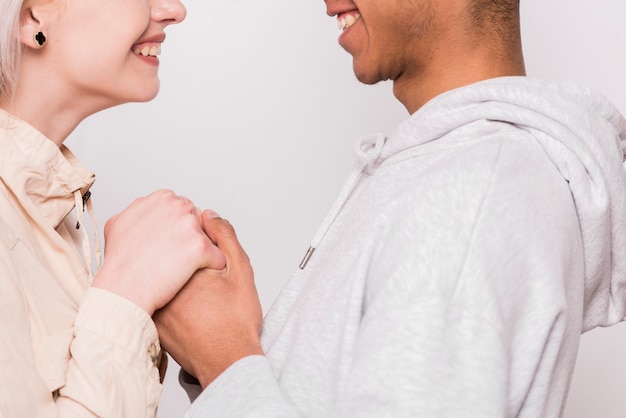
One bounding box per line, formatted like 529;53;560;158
0;0;24;101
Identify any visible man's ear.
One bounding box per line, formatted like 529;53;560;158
20;7;46;49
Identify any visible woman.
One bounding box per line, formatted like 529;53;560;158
0;0;224;416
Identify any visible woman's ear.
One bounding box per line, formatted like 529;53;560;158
20;8;46;49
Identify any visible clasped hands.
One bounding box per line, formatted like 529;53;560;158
92;189;263;388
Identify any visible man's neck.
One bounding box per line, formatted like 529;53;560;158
394;28;526;114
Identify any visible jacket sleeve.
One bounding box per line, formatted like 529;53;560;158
59;288;164;417
0;229;163;418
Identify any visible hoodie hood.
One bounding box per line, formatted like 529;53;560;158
304;77;626;332
392;77;626;332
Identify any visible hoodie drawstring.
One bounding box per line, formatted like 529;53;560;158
73;190;102;283
299;133;386;269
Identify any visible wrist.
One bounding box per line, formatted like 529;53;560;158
93;268;156;315
196;343;264;389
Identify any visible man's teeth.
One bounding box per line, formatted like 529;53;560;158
337;13;361;31
134;44;161;57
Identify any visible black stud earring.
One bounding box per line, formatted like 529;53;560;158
34;31;46;46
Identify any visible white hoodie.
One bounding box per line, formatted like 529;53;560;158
184;77;626;417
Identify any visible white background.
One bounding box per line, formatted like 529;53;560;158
67;0;625;416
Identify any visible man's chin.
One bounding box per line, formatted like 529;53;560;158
353;64;384;86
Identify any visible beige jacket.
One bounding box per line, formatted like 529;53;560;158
0;109;163;417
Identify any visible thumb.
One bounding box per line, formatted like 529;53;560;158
201;211;251;271
197;209;227;270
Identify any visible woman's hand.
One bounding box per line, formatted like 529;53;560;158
92;189;226;315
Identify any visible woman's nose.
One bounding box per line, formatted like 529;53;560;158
151;0;187;25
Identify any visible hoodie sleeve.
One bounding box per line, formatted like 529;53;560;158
184;356;300;417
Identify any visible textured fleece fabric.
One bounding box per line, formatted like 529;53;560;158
183;77;626;417
0;108;163;417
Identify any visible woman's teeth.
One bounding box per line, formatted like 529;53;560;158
134;44;161;57
337;13;361;31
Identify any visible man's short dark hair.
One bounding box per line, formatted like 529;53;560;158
469;0;520;44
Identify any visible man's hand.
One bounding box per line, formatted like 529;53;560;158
154;211;264;389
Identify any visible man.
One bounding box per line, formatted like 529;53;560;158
154;0;626;416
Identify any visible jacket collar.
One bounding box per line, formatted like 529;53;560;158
0;108;95;229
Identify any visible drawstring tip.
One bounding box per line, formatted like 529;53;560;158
82;190;91;210
299;247;315;270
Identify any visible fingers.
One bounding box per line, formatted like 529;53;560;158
156;189;195;215
98;190;226;313
105;189;228;270
203;209;221;219
190;208;226;270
